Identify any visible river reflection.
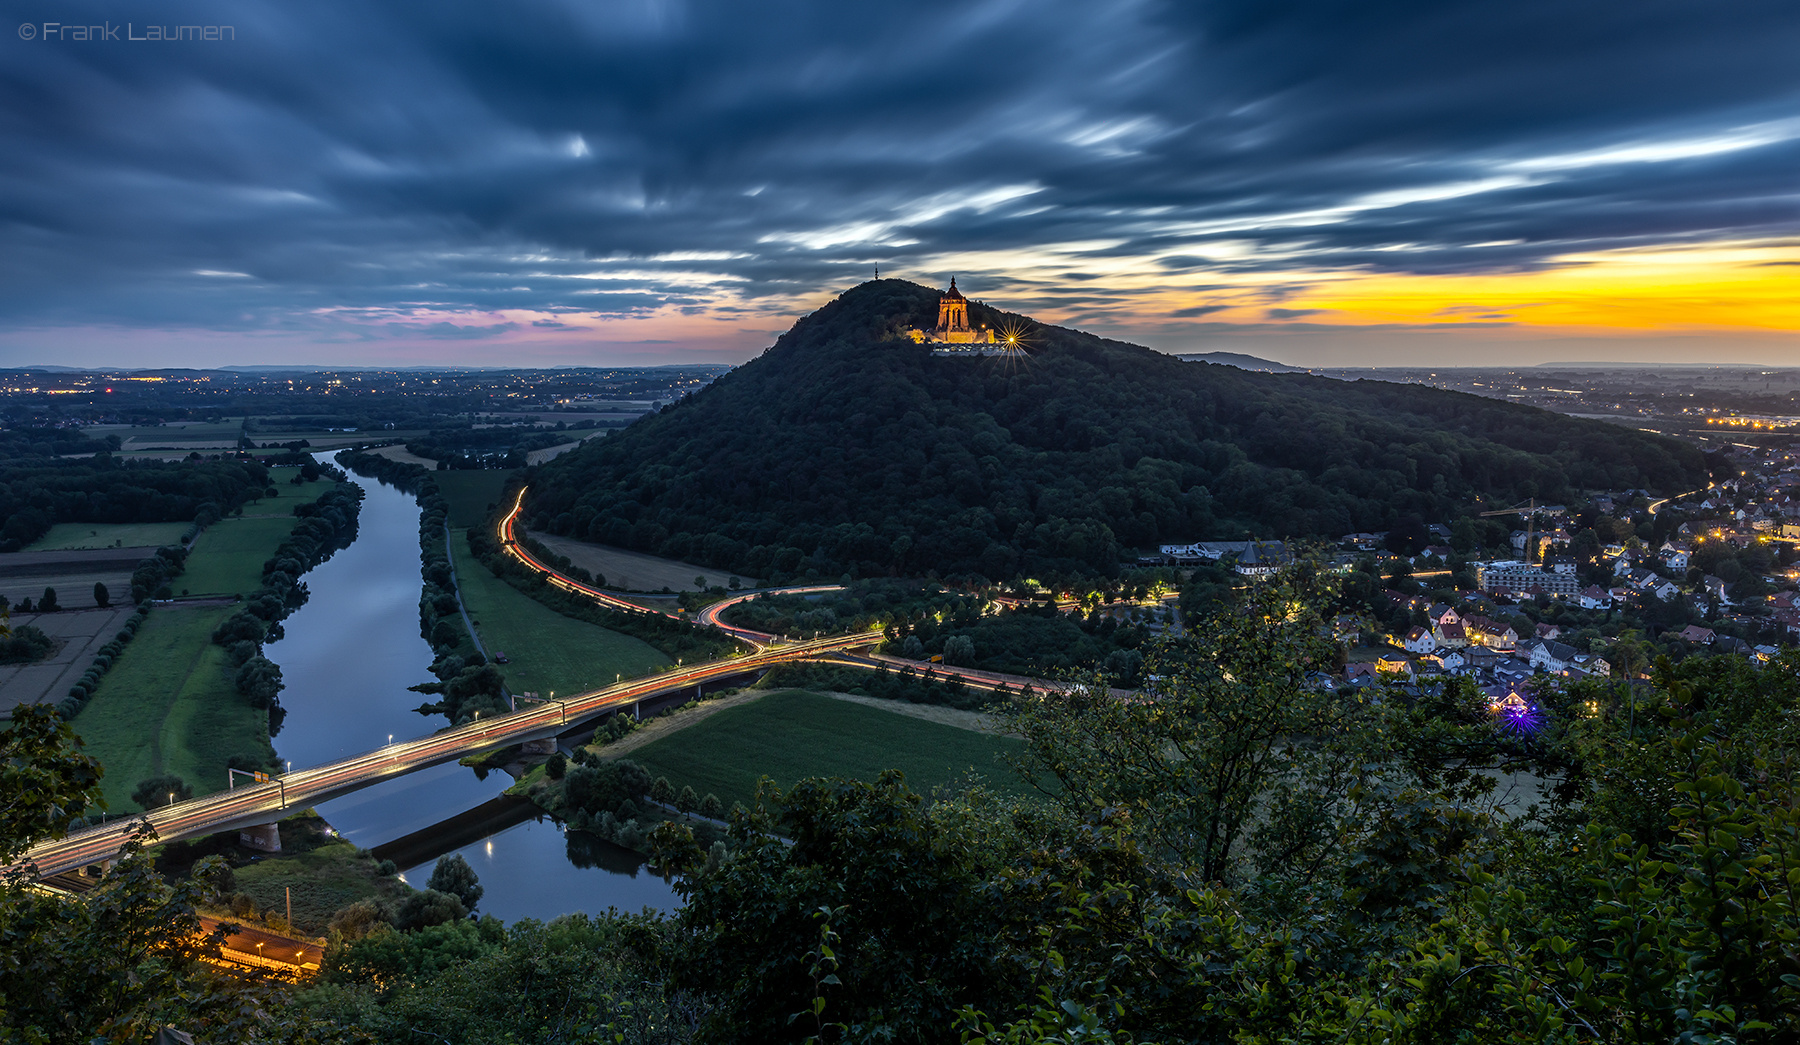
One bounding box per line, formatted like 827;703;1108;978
264;456;680;921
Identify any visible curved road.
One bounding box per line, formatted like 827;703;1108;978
18;488;1064;879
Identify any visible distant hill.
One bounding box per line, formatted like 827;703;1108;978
1176;351;1308;373
528;280;1706;582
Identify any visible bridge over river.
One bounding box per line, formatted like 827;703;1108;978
11;632;875;879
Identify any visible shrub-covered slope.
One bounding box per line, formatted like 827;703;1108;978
530;280;1705;581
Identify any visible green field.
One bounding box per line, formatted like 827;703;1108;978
25;521;190;551
179;517;303;595
450;528;669;696
435;471;515;528
76;606;274;810
628;690;1029;810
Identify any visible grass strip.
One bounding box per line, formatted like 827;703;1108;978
76;606;275;810
449;527;671;697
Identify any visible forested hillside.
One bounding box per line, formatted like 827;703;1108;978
530;280;1706;582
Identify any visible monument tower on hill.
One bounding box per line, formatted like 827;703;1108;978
935;278;974;342
910;278;998;350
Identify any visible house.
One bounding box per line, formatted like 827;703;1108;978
1651;580;1682;601
1769;591;1799;610
1438;648;1468;672
1421;544;1455;560
1434;620;1468;648
1578;585;1613;610
1545;555;1578;575
1376;653;1411;675
1700;575;1733;605
1521;638;1583;674
1427;603;1460;628
1462;614;1519;648
1661;548;1691;570
1402;626;1436;654
1675;624;1716;645
1535;623;1561;641
1345;662;1379;682
1571;653;1611;677
1233;541;1290;577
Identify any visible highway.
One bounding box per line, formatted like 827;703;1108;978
11;631;876;879
15;486;1044;880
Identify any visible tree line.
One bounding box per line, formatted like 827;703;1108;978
0;431;273;551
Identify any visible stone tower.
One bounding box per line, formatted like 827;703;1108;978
934;278;974;342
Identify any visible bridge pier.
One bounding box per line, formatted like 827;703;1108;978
519;738;556;756
238;823;282;853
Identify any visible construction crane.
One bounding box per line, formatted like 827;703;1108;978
1480;498;1540;565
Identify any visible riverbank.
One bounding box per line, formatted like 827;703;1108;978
76;476;358;811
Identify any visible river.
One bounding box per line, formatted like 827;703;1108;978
262;457;679;920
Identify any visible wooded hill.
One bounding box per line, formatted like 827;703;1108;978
528;280;1707;582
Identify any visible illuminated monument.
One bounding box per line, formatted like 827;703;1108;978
909;278;1003;354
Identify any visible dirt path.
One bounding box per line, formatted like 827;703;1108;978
591;689;769;757
814;691;1001;734
586;687;999;760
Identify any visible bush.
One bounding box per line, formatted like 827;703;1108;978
37;587;58;613
392;889;466;931
92;582;109;608
0;624;55;665
132;774;192;810
545;751;567;779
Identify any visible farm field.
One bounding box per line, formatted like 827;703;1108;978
627;689;1030;811
449;528;670;697
528;531;756;592
180;518;303;595
75;604;274;810
25;522;190;551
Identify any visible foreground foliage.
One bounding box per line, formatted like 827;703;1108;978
6;567;1800;1042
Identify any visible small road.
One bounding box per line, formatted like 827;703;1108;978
694;585;844;649
1648;482;1714;516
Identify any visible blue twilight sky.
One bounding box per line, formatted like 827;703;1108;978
2;0;1798;369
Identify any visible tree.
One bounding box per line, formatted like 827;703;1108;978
651;776;674;805
37;587;57;613
233;655;284;709
1009;563;1380;886
393;888;467;930
676;785;699;818
700;792;724;819
92;581;109;608
426;853;484;912
943;634;976;666
131;774;193;811
0;704;103;863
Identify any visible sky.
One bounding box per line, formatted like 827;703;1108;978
2;0;1798;369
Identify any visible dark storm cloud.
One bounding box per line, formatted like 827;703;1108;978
1;0;1797;344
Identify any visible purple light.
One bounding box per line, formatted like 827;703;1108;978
1493;698;1542;735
